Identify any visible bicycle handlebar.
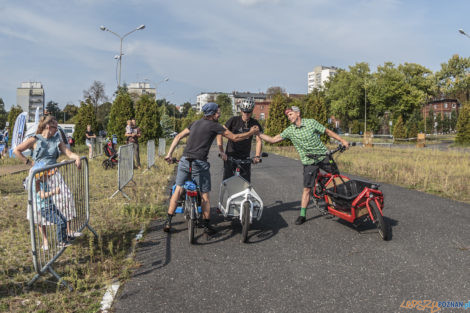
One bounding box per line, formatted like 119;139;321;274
306;142;356;159
219;152;268;165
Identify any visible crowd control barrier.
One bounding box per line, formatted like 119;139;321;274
144;140;156;173
110;144;135;200
27;157;97;290
158;138;166;157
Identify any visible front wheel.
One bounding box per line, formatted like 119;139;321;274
187;199;196;244
241;201;250;243
369;199;389;241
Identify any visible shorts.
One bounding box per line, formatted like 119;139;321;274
302;156;332;188
85;140;92;147
175;156;211;193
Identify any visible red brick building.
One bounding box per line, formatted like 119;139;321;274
253;100;271;120
422;99;460;119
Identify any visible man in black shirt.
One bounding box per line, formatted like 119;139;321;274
164;102;259;234
217;98;262;182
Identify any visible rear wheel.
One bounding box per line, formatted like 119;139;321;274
369;199;389;241
241;201;250;243
102;160;110;170
188;199;196;244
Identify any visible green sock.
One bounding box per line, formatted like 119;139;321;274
300;207;306;217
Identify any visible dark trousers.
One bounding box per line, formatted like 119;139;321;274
41;205;67;243
223;159;251;182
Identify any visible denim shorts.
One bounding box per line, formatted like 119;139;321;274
175;156;211;193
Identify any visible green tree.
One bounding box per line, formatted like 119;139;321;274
450;109;458;131
160;109;174;138
426;107;434;134
456;102;470;145
8;105;23;134
435;113;443;133
265;93;292;145
405;109;422;138
215;94;233;125
326;63;372;130
135;94;162;142
266;86;285;96
107;90;134;143
96;101;112;131
0;98;7;129
181;108;201;130
436;54;470;103
301;90;329;142
74;100;97;144
181;102;192;117
45;100;61;119
83;81;108;113
63;103;79;122
393;115;407;139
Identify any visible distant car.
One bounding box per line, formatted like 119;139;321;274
67;136;75;147
169;131;178;138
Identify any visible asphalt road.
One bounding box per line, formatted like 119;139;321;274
113;147;470;313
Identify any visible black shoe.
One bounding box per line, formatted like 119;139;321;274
203;224;217;236
163;219;172;232
295;216;306;225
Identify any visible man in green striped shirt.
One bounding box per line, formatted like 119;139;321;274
259;106;349;225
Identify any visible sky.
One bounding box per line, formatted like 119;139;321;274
1;0;470;110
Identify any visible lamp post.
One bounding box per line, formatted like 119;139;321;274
144;77;169;99
100;24;145;87
364;79;367;134
459;29;470;39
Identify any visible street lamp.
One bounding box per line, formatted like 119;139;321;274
144;77;169;99
100;24;145;87
459;29;470;39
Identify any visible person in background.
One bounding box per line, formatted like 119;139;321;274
85;125;96;159
125;119;141;169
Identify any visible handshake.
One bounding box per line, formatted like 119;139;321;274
249;126;260;135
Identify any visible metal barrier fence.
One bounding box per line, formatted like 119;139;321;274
144;140;156;173
110;144;135;200
158;138;166;157
27;157;97;290
342;134;394;146
91;136;104;158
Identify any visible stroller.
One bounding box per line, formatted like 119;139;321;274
102;138;118;169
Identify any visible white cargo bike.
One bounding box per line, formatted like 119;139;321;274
218;153;268;243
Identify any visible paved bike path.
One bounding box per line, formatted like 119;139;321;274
113;148;470;313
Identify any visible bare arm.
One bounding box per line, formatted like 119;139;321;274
13;137;36;164
59;142;81;168
259;133;284;144
255;135;262;156
222;126;258;142
325;129;349;148
165;128;190;160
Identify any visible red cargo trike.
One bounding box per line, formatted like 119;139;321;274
308;143;390;241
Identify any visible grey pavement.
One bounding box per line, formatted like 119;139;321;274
113;147;470;313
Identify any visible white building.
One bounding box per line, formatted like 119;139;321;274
128;82;156;100
17;82;45;122
228;92;267;114
307;66;338;93
196;92;227;112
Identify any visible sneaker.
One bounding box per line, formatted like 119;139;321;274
67;232;83;240
57;241;72;249
295;216;306;225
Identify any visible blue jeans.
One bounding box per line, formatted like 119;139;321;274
41;204;67;243
175;156;211;193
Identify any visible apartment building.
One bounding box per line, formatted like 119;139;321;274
17;82;45;122
307;66;337;93
128;82;156;101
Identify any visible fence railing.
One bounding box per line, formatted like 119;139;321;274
91;136;104;158
158;138;166;157
110;144;135;200
27;157;97;290
144;140;156;173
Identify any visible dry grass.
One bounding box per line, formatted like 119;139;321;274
264;145;470;203
0;143;180;313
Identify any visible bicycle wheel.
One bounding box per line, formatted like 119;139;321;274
369;199;389;241
188;198;196;244
241;201;250;243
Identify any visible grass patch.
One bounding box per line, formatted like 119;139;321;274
264;144;470;203
0;143;180;312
